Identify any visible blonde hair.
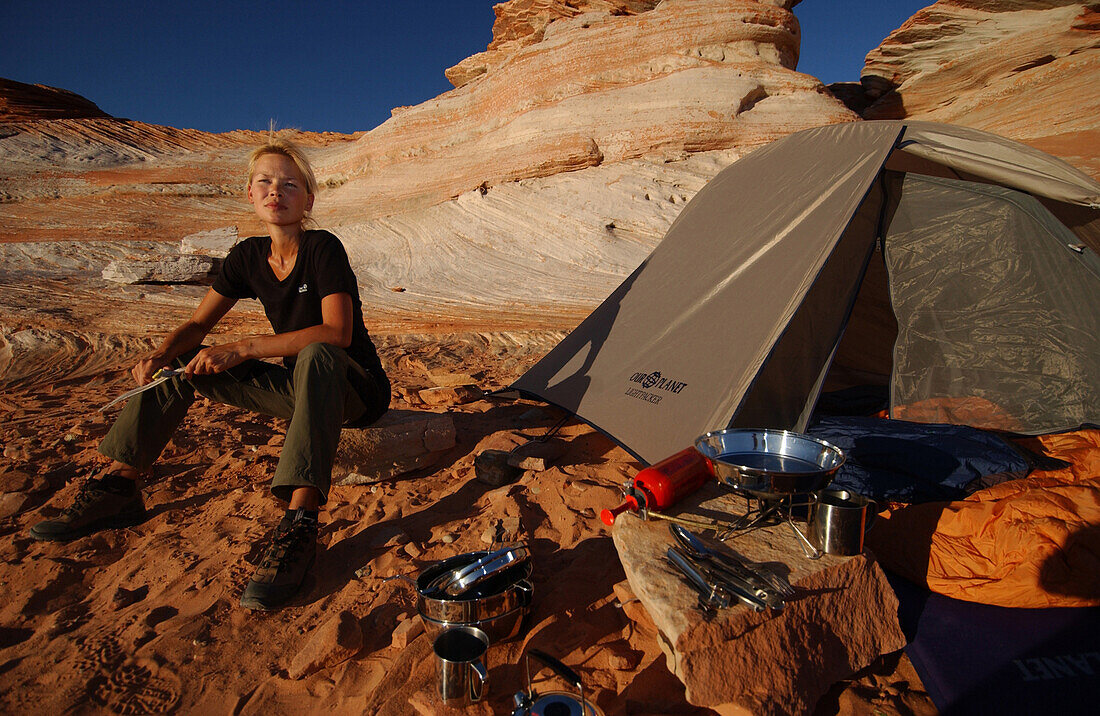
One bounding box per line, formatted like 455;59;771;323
246;137;319;227
247;138;319;195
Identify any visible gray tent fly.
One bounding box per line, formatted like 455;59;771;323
508;121;1100;464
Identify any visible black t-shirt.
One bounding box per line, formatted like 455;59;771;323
212;229;387;384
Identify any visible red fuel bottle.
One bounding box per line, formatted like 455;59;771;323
600;447;713;525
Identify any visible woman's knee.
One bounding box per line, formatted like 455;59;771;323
295;342;348;372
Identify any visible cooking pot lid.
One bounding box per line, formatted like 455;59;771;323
529;692;604;716
441;544;530;598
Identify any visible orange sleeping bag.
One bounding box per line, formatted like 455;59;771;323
868;429;1100;608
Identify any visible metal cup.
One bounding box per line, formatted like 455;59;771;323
809;489;877;556
434;625;489;707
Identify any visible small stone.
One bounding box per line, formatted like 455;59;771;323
354;565;372;579
507;439;565;471
110;585;149;610
3;445;28;461
403;542;422;559
397;387;423;405
606;644;643;670
529;485;542;495
390;617;425;649
0;492;29;520
501;516;522;538
480;528;497;544
381;528;411;548
441;534;456;544
474;450;522;487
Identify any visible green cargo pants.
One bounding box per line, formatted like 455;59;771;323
99;342;388;504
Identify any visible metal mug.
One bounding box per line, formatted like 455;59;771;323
808;489;877;556
434;625;490;707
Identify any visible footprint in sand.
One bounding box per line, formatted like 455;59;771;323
87;657;181;715
56;633;129;709
73;633;127;675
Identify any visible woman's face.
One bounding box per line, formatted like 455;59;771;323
247;153;314;229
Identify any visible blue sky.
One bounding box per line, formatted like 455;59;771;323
1;1;931;135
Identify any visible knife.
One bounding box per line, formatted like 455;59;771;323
100;367;183;412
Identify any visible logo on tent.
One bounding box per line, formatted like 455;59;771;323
625;370;688;405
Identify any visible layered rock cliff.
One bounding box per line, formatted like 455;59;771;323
3;0;1097;334
2;0;859;328
836;0;1100;175
318;0;855;218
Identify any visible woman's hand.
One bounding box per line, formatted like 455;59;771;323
184;343;247;377
132;355;170;386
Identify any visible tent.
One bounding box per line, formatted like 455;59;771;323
510;121;1100;465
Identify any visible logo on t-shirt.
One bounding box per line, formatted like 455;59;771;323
298;283;309;294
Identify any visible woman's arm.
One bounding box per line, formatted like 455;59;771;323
133;289;237;385
183;292;353;377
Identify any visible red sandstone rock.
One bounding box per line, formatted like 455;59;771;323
287;611;363;679
390;616;425;649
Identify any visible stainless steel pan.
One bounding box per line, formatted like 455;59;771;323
694;428;844;498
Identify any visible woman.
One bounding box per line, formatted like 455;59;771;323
30;138;390;611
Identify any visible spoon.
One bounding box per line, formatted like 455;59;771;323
670;523;794;598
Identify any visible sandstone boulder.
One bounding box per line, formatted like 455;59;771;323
417;384;484;406
334;409;457;484
613;483;906;714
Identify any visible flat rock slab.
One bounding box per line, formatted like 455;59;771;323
335;409;456;484
180;226;238;257
612;482;905;716
102;254;217;284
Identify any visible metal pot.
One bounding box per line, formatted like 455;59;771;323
408;551;534;642
695;428;844;498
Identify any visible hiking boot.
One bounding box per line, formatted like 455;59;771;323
29;474;146;542
240;509;319;611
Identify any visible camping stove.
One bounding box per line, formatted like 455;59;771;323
693;428;845;559
716;490;822;559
